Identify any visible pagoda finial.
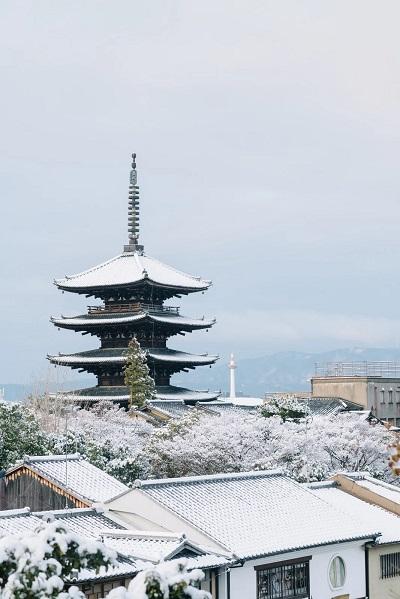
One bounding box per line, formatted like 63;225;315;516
125;153;143;253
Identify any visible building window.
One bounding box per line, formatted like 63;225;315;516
256;558;310;598
380;388;385;403
329;556;346;588
389;389;394;403
381;552;400;579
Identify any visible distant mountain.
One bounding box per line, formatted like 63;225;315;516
5;347;400;402
0;379;93;402
174;347;400;397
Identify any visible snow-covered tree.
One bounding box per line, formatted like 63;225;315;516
0;522;209;599
0;521;115;598
147;411;395;483
0;402;51;471
124;338;155;409
108;561;210;599
48;401;153;484
260;395;309;421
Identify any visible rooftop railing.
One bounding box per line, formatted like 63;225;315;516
314;361;400;378
88;303;180;315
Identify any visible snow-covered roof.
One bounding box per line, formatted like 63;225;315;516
342;472;400;505
51;385;221;403
0;507;125;539
307;481;400;545
298;397;364;416
48;347;218;367
130;470;379;559
100;531;229;569
55;252;211;294
7;454;128;504
51;312;215;331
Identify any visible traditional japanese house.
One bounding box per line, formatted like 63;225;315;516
1;454;128;511
48;154;219;405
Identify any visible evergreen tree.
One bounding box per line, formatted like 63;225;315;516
124;338;155;409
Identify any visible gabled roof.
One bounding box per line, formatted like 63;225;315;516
48;347;218;368
55;251;211;294
122;470;379;560
0;506;125;539
334;471;400;507
307;481;400;545
6;454;128;504
100;530;230;569
298;397;364;417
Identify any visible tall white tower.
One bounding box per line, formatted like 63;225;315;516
229;353;237;399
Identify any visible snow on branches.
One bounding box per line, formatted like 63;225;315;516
147;410;395;483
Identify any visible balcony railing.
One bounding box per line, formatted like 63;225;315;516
88;303;180;315
314;361;400;378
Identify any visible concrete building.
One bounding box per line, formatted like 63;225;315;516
311;361;400;422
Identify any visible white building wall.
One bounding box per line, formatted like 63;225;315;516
224;542;367;599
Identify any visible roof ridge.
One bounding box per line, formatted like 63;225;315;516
0;507;31;518
135;469;282;488
55;254;123;283
22;453;81;463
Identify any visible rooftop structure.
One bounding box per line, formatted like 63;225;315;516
2;454;128;510
315;360;400;378
49;154;219;404
312;361;400;422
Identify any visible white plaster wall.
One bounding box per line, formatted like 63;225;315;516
225;542;366;599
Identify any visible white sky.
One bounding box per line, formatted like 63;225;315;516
1;1;400;383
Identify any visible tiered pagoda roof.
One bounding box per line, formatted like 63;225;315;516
48;154;219;404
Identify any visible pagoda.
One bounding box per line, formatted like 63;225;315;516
48;154;219;405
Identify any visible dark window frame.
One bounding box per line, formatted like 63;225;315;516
380;552;400;579
255;556;311;599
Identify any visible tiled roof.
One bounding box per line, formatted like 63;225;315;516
0;508;136;582
48;347;218;367
51;312;215;330
307;481;400;544
50;385;221;403
101;531;230;570
343;472;400;505
132;470;379;559
146;399;254;420
298;397;364;416
7;455;128;504
55;252;211;293
0;507;124;539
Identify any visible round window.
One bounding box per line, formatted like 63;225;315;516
329;556;346;588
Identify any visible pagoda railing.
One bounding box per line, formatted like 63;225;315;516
88;303;180;315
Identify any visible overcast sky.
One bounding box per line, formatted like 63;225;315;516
2;1;400;384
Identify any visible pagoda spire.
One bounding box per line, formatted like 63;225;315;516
124;153;143;252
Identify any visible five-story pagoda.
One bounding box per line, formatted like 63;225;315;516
48;154;219;405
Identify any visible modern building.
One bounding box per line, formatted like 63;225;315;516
48;154;219;405
1;454;128;510
308;474;400;599
105;469;379;599
312;361;400;422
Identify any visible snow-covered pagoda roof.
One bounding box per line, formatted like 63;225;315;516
50;385;220;403
120;470;379;560
6;454;128;505
48;347;218;367
55;251;211;295
51;311;215;332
